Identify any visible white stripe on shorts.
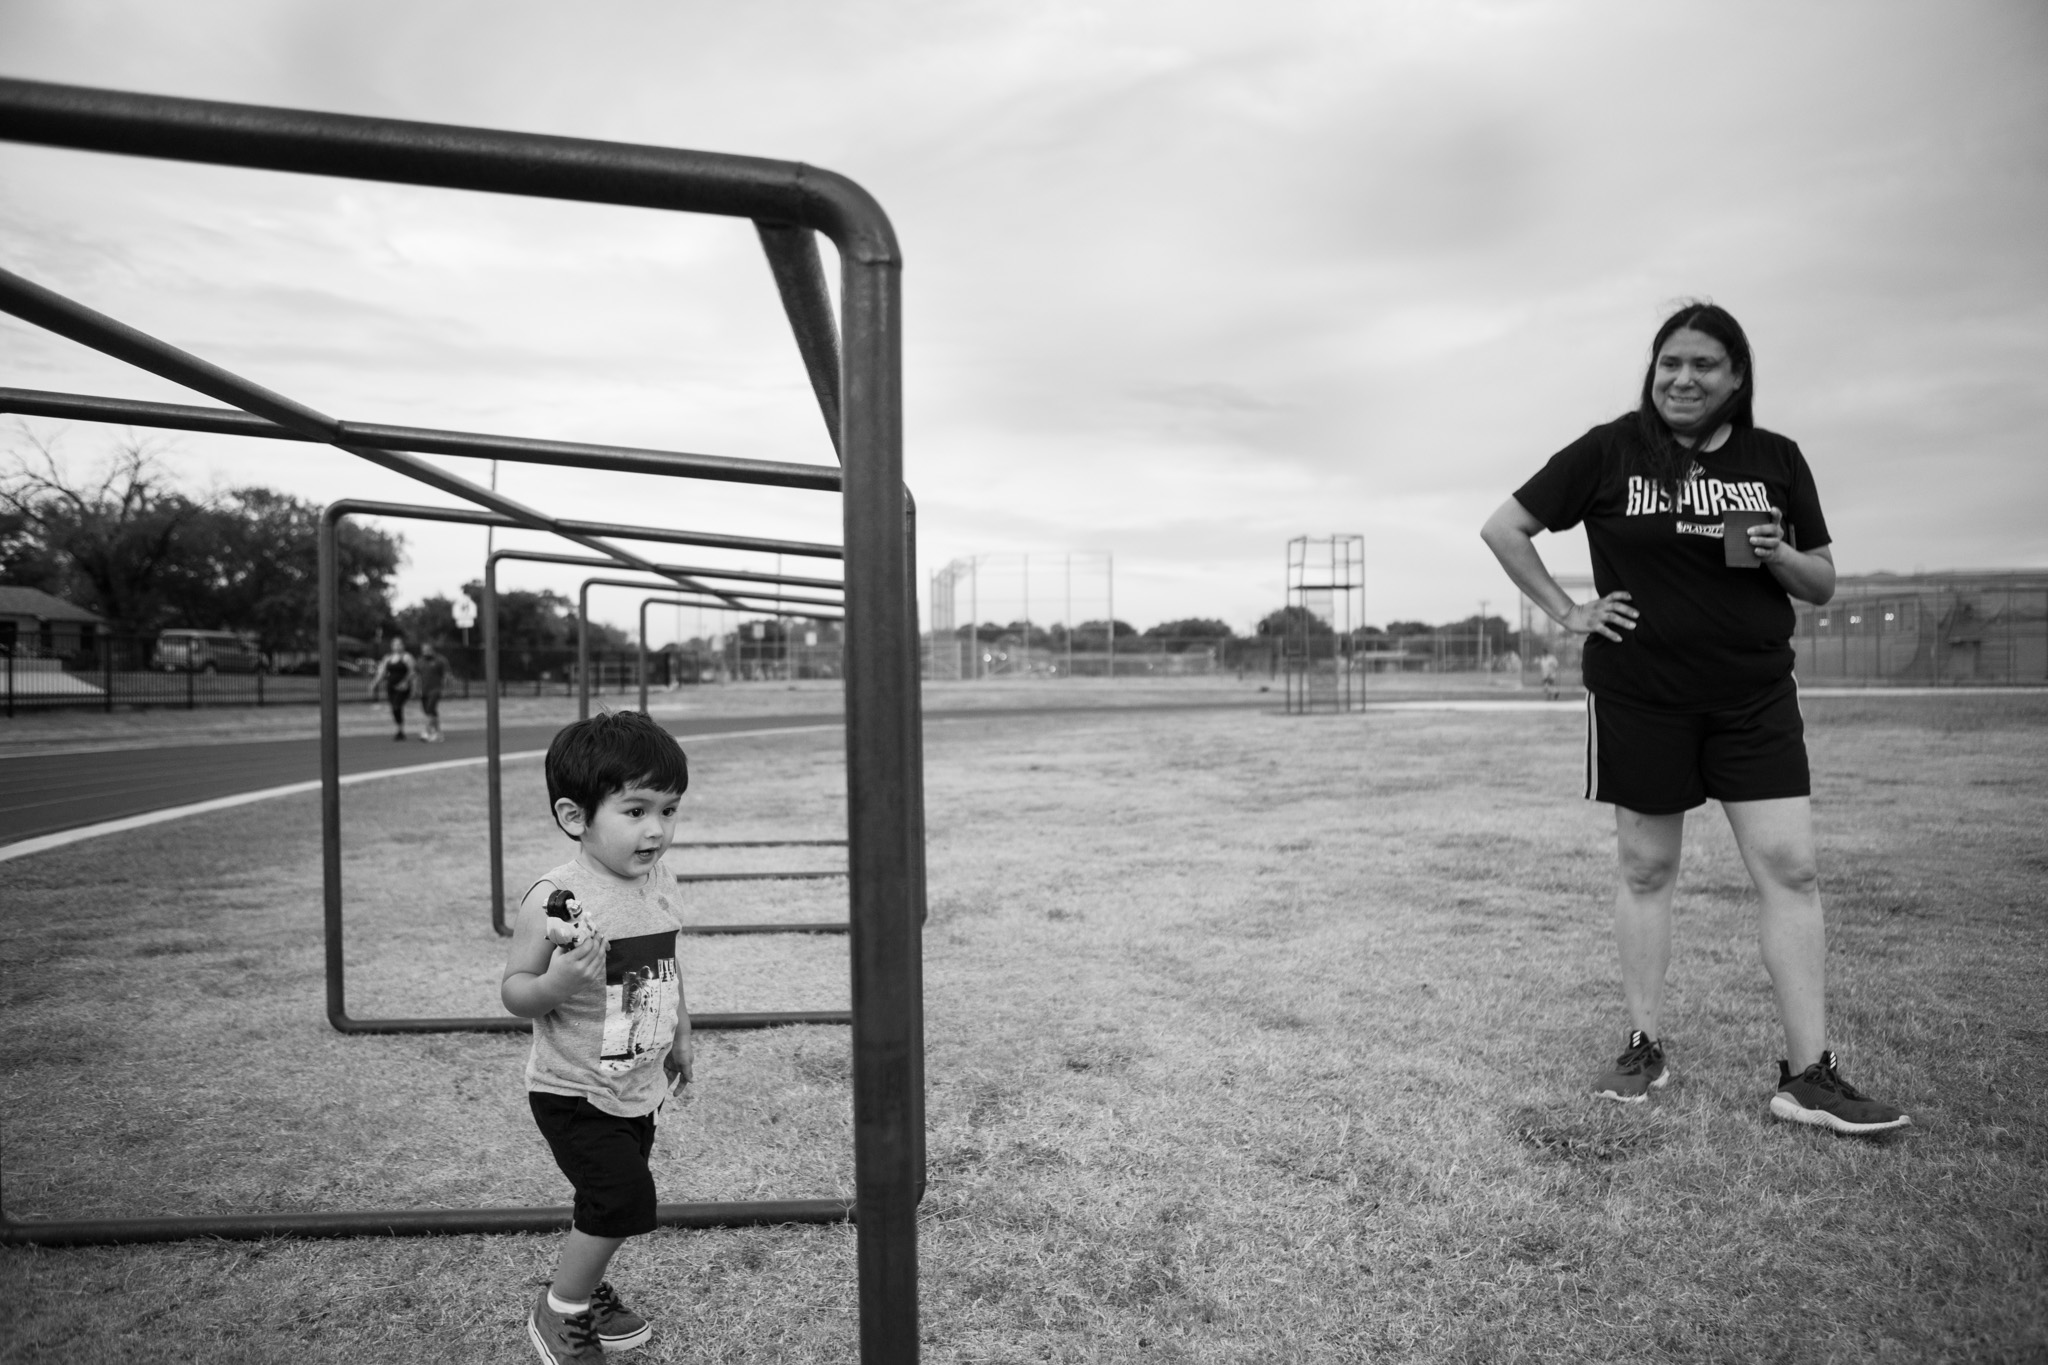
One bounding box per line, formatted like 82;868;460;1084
1584;691;1598;801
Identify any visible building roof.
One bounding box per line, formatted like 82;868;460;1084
0;585;106;624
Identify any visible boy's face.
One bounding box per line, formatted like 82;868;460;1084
556;782;682;881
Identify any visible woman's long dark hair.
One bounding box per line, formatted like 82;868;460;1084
1633;301;1755;501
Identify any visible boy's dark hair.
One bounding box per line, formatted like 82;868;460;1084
545;711;689;837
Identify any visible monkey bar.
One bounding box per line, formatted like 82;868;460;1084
0;79;923;1361
323;501;854;1030
482;546;853;934
578;570;844;721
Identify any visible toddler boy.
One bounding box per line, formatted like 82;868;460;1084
503;711;693;1363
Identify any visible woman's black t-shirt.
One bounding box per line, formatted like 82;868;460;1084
1513;415;1831;711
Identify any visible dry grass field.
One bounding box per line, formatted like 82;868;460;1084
2;689;2044;1363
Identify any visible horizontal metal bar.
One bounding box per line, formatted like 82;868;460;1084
313;497;841;560
676;871;850;884
0;388;842;493
0;1198;853;1248
680;922;851;937
636;595;842;625
0;77;900;264
331;1010;850;1033
0;270;686;586
678;840;848;848
580;573;842;612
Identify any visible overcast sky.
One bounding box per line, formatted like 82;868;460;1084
3;1;2044;640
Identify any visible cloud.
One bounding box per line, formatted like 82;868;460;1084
1;0;2044;634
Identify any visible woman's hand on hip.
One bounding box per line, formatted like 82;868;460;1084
1564;592;1636;643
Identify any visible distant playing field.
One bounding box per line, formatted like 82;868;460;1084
2;689;2043;1363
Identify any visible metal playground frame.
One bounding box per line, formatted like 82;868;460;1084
322;501;854;1029
0;78;927;1362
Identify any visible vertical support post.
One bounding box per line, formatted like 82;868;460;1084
486;555;507;935
317;510;346;1028
838;248;919;1364
578;580;591;721
639;597;652;714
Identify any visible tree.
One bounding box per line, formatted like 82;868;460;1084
1144;618;1235;652
458;582;627;649
393;594;461;651
1255;606;1332;637
1;433;206;634
2;432;403;646
0;505;65;594
1068;618;1136;648
162;487;402;648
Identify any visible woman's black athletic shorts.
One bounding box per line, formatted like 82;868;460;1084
1584;679;1809;815
529;1093;657;1238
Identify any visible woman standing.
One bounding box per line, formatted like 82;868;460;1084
1480;302;1908;1135
367;634;417;742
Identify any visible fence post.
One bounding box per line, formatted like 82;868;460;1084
6;646;12;719
104;636;114;713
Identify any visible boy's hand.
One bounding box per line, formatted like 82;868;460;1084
667;1027;693;1092
545;928;607;995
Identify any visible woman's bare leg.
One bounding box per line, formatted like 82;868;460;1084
1614;807;1685;1038
1722;796;1826;1070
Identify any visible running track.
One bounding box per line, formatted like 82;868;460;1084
0;713;846;848
0;698;1298;850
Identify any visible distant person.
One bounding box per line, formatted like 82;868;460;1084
416;641;449;742
502;712;692;1362
1539;650;1561;701
1479;301;1908;1135
366;636;416;741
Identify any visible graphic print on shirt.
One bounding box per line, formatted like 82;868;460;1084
1623;462;1775;523
599;930;681;1074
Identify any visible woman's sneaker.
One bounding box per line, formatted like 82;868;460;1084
1593;1030;1670;1102
1770;1051;1911;1135
590;1281;651;1352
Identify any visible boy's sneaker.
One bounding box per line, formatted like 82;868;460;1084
529;1288;605;1364
1593;1029;1670;1103
1770;1051;1911;1135
590;1282;652;1352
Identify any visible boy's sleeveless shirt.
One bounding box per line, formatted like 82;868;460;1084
524;857;685;1117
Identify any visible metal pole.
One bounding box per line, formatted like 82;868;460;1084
318;508;346;1028
639;597;653;714
486;552;506;934
839;242;920;1364
578;579;592;720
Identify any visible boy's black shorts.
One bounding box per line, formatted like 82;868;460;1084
1584;679;1809;815
529;1093;657;1238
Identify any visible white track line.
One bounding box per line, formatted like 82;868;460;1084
0;722;844;864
